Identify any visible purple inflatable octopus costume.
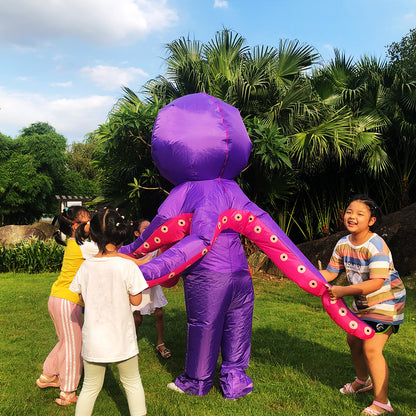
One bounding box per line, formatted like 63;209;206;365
119;92;374;400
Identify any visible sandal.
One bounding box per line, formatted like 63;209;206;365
362;400;394;415
36;374;60;389
156;343;172;359
55;391;78;406
340;376;373;394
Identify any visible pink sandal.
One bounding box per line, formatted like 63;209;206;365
55;391;78;406
340;376;373;394
362;400;394;415
36;374;60;389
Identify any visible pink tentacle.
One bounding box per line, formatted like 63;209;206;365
218;209;374;340
136;208;374;339
132;213;193;257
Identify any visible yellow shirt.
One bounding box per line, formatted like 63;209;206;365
50;239;86;306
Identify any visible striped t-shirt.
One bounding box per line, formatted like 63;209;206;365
327;233;406;325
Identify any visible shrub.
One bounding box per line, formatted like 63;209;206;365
0;239;64;273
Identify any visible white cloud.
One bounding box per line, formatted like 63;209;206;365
0;0;178;47
214;0;228;8
0;87;115;142
50;81;73;88
81;65;149;91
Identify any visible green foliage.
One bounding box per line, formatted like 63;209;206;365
15;123;67;182
387;27;416;78
0;122;101;224
0;240;64;273
141;28;413;241
0;122;67;223
0;153;52;224
67;140;101;182
4;29;416;244
91;88;170;219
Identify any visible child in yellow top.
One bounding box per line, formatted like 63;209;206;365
36;206;98;406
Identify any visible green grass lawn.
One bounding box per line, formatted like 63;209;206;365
0;272;415;415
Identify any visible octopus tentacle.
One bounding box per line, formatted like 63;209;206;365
218;209;374;340
136;208;373;339
131;213;193;257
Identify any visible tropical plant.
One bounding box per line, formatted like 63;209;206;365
387;27;416;78
0;239;64;273
91;88;169;219
90;29;416;242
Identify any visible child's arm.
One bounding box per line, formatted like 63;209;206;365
129;293;142;306
118;252;151;266
320;269;339;282
328;278;385;301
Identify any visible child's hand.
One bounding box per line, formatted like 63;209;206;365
327;285;344;301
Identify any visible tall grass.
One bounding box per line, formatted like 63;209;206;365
0;272;415;415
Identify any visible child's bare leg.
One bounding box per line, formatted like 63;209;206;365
133;311;143;334
154;307;165;346
154;308;171;358
346;333;370;390
363;329;391;411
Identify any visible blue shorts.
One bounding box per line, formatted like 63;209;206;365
363;320;399;334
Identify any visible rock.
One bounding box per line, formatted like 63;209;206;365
0;225;46;245
247;203;416;277
32;221;57;239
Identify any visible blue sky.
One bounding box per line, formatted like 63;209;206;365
1;0;415;143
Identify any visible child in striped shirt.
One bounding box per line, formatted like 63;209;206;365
320;195;406;415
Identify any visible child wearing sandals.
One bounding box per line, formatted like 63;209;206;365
126;219;171;359
320;195;406;415
36;206;98;406
70;207;148;416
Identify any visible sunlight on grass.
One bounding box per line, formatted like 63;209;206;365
0;272;415;415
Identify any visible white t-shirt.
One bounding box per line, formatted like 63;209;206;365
79;240;99;259
70;256;148;363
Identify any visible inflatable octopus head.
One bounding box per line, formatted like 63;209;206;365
151;93;252;186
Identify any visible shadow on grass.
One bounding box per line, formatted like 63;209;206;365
131;288;416;412
101;364;131;415
138;306;188;372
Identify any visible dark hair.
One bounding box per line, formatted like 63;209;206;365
88;207;130;253
348;194;382;230
52;206;90;246
126;218;149;243
131;218;149;234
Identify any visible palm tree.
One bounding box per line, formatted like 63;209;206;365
90;87;169;219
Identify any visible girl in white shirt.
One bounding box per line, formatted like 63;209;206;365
70;207;148;416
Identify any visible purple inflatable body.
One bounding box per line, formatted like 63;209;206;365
119;93;374;399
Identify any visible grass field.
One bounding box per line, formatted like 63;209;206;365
0;272;415;415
